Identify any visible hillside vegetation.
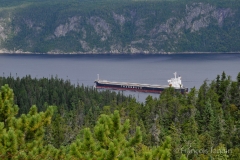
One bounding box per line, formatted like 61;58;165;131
0;0;240;53
0;72;240;159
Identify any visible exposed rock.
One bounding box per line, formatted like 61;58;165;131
54;16;81;37
0;48;9;53
185;3;233;31
174;20;185;33
81;27;87;39
0;19;8;41
131;39;144;44
135;18;147;35
110;43;123;53
147;2;234;49
14;26;21;34
113;12;126;26
87;16;111;41
0;25;7;40
212;8;233;26
0;2;238;54
185;3;215;30
80;40;90;51
24;18;34;28
130;47;142;53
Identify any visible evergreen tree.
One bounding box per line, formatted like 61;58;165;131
229;147;240;160
169;123;182;160
237;72;240;87
219;72;231;109
158;87;181;130
69;110;143;159
179;154;188;160
235;72;240;108
152;136;172;160
216;74;221;95
142;95;160;146
210;143;229;160
1;72;240;159
0;84;56;159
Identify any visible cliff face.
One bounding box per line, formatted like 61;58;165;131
0;1;239;54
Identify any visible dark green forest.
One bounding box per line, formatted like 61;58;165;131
0;72;240;159
1;0;240;53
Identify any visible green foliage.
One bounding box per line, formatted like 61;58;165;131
180;154;188;160
1;0;240;53
0;84;55;159
69;110;175;159
0;85;19;128
1;72;240;159
210;143;229;159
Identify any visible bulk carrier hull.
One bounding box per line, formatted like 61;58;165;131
94;81;188;94
94;73;188;94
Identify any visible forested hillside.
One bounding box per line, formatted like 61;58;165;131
0;0;240;54
0;72;240;159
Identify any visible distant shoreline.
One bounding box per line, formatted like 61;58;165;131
0;51;240;55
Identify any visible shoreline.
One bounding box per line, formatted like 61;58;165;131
0;51;240;55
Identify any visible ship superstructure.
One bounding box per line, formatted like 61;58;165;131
94;72;188;94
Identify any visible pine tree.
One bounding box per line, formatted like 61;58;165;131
230;81;238;107
169;123;182;160
237;72;240;88
180;154;188;160
216;74;221;95
219;72;231;109
235;72;240;108
0;84;55;159
210;143;229;160
229;147;240;160
158;87;181;129
69;110;143;159
143;95;160;146
69;110;175;160
152;136;172;160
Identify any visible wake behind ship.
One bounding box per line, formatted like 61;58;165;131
94;72;188;94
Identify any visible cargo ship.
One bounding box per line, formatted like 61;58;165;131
94;72;188;94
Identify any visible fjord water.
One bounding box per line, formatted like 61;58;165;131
1;54;240;102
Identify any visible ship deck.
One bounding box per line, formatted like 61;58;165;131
95;79;177;89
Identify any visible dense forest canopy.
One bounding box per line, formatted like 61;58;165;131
0;0;240;53
0;71;240;159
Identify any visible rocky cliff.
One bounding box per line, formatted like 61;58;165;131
0;0;239;54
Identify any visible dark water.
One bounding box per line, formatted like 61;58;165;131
1;54;240;102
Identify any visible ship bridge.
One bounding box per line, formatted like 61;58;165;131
167;72;182;88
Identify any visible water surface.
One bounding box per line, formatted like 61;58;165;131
1;54;240;102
